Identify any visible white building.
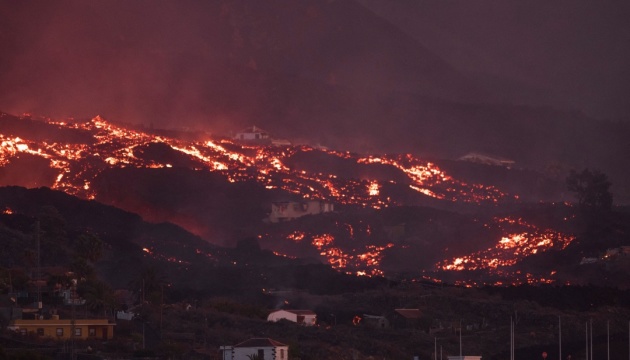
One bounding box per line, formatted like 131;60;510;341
269;201;334;223
220;338;288;360
233;126;270;141
267;309;317;326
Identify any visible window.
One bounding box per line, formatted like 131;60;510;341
257;349;265;359
74;328;82;337
88;327;96;337
37;328;44;336
280;349;285;359
56;328;64;337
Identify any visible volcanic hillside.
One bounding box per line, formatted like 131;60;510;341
2;0;629;205
2;112;629;288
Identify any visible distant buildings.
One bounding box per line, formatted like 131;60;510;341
267;309;317;326
233;125;292;146
269;200;334;223
2;269;115;343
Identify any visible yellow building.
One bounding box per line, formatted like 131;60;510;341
11;317;115;340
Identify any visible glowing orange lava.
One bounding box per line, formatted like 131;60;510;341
1;115;513;209
436;216;575;285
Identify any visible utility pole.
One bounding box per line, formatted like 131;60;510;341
434;337;437;360
511;317;515;360
559;316;562;360
71;279;76;360
142;278;145;350
36;220;41;310
459;319;462;359
586;322;589;360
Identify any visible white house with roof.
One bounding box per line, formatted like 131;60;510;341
220;338;288;360
447;356;482;360
267;309;317;326
233;126;270;141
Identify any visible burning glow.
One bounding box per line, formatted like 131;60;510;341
358;154;509;203
287;231;306;242
368;181;380;196
436;216;575;285
1;114;534;281
261;220;394;277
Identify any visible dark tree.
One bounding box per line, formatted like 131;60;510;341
79;278;116;316
74;232;103;263
566;169;613;213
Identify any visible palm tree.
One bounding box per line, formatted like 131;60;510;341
246;354;263;360
82;279;116;317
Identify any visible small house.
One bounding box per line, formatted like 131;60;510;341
233;126;270;142
362;314;389;328
393;308;422;328
220;338;289;360
267;309;317;326
269;201;334;223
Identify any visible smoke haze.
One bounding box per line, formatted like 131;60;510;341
1;0;629;198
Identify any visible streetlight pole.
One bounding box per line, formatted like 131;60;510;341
459;319;462;359
586;322;589;360
590;319;593;360
434;337;437;360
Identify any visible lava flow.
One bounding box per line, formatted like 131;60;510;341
0;114;512;208
259;223;394;277
1;113;574;283
435;216;576;285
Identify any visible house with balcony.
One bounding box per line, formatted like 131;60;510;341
10;316;115;340
220;338;289;360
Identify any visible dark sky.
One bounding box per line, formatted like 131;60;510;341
0;0;629;132
358;0;630;121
